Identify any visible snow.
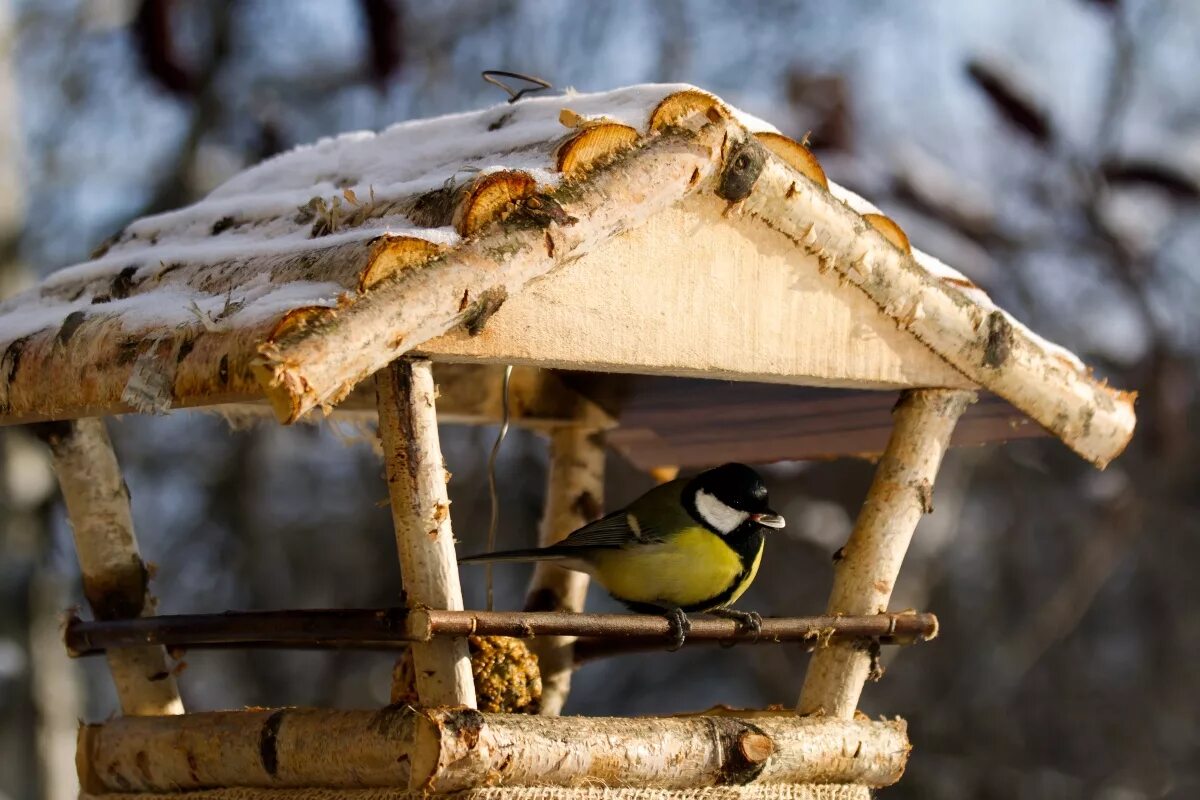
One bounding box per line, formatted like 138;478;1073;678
0;81;1087;374
0;83;704;345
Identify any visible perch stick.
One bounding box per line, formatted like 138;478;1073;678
523;426;605;714
79;707;908;793
64;608;937;655
34;419;182;716
376;359;476;707
798;389;973;718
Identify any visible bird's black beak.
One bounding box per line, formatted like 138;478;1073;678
751;511;786;529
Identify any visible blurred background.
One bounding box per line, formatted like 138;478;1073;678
0;1;1197;798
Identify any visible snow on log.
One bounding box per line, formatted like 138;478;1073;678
732;144;1135;467
80;708;901;794
256;118;731;423
0;84;1133;472
35;418;183;716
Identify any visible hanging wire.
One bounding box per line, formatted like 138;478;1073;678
481;70;553;103
485;365;513;611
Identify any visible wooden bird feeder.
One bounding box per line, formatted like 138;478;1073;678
0;84;1135;800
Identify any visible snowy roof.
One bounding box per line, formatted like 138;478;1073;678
0;83;1134;466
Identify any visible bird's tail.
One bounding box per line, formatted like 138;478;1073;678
458;547;570;565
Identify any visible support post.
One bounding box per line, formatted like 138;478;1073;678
375;359;476;707
522;427;605;715
798;389;974;718
34;418;182;716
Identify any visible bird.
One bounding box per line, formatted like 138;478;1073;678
460;462;785;649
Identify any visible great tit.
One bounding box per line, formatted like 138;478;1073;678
460;462;785;649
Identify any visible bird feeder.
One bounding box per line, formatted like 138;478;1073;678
0;84;1135;800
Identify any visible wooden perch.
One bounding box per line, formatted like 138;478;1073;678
34;419;182;716
64;607;938;655
523;427;606;715
377;359;475;707
256;118;732;423
736;147;1135;467
799;389;972;719
78;707;909;793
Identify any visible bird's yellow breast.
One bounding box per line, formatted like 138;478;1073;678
589;526;758;610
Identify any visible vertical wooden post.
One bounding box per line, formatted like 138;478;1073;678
523;427;606;715
35;418;183;716
376;359;476;707
798;389;974;718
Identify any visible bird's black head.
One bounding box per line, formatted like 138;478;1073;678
684;462;786;535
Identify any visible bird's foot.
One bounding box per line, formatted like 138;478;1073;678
664;607;692;651
710;608;763;643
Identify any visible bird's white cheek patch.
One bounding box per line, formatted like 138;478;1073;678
694;489;750;534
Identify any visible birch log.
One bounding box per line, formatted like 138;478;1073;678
735;149;1134;468
376;359;476;707
522;427;605;715
79;789;872;800
798;390;973;718
79;708;906;793
258;120;732;423
410;709;908;791
34;418;183;716
76;708;413;792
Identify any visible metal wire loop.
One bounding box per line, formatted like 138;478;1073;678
481;70;553;104
485;364;513;611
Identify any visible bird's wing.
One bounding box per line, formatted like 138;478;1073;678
554;510;664;550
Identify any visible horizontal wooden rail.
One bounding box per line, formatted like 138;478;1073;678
65;607;937;659
78;707;911;792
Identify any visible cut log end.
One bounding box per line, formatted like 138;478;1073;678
649;89;728;132
250;360;304;425
862;213;912;254
266;305;333;345
739;731;775;763
360;236;447;292
453;171;538;237
556;123;639;176
649;465;680;484
755;132;829;189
